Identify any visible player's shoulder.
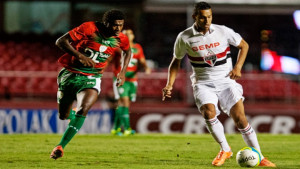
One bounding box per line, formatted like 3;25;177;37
117;32;130;49
118;32;128;40
133;43;142;48
211;24;233;32
80;21;96;27
177;26;194;39
77;21;97;32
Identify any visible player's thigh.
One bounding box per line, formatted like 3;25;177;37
118;96;130;107
117;81;130;98
57;69;77;119
112;78;120;100
218;81;244;115
129;81;137;102
76;88;99;116
57;90;75;120
192;83;218;115
75;76;101;115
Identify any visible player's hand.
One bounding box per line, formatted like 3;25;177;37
228;67;242;80
116;73;125;87
162;86;173;101
145;67;152;75
78;54;96;67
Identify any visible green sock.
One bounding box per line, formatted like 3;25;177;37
66;109;76;120
58;114;86;149
113;107;122;130
121;107;130;130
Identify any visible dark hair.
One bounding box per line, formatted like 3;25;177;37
193;2;211;16
102;9;125;24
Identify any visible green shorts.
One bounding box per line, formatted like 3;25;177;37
113;78;137;102
57;68;101;104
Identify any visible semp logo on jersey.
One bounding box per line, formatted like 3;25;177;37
203;49;217;66
191;42;220;52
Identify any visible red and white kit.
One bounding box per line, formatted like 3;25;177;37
173;23;244;115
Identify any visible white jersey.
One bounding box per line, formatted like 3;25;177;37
173;23;242;84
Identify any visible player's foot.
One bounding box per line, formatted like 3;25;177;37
259;158;276;167
212;150;233;166
124;129;136;136
111;128;123;136
50;145;63;160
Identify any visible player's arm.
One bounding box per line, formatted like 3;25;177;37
162;57;181;101
139;57;151;74
116;48;132;87
228;39;249;80
55;33;95;67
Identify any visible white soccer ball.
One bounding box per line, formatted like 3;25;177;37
236;147;262;167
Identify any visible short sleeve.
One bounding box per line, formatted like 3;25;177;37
118;33;130;51
173;33;186;59
135;43;145;59
223;26;242;47
69;22;96;41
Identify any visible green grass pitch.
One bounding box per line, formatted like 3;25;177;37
0;134;299;169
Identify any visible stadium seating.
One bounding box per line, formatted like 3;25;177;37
0;41;299;103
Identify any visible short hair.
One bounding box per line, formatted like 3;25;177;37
193;2;211;16
102;9;125;24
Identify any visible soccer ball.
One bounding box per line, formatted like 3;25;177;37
236;147;262;167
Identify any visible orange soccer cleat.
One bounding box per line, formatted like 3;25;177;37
50;145;64;160
212;150;233;166
259;158;276;167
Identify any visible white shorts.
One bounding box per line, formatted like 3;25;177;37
192;79;244;116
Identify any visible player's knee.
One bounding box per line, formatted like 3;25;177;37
200;104;216;119
75;107;88;116
59;114;67;120
58;112;68;120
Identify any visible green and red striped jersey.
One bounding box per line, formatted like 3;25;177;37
112;43;145;82
58;21;130;77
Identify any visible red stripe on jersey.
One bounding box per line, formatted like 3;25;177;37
188;47;230;61
125;77;137;82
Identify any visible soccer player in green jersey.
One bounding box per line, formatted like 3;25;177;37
50;9;132;160
110;28;151;136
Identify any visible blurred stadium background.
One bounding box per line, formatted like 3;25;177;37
0;0;299;134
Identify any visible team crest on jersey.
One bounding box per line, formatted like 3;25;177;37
204;50;217;66
99;45;108;52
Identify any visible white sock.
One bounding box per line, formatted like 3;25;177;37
238;123;264;158
205;116;231;152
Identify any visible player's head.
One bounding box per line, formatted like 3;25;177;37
122;28;135;42
102;9;125;36
192;2;212;33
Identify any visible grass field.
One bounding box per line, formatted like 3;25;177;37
0;134;299;169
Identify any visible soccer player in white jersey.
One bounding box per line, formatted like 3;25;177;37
162;1;276;167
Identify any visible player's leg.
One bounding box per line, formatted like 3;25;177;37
119;96;132;135
230;100;276;167
57;88;98;148
123;82;137;136
56;69;76;120
50;92;74;160
57;94;76;120
115;82;131;134
195;83;232;166
200;104;233;166
230;99;262;151
51;73;100;159
220;81;262;153
51;70;77;160
111;78;123;135
193;83;232;166
223;81;276;167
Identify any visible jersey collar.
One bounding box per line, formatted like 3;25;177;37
192;23;215;36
